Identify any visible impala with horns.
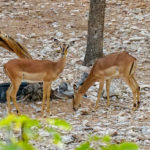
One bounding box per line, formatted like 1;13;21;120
0;31;32;59
4;42;70;115
73;51;140;111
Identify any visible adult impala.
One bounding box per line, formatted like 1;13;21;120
4;43;69;115
73;51;140;111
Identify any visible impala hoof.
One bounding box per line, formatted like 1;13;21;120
95;105;99;110
73;107;78;111
73;104;81;111
107;103;110;107
132;103;138;111
132;107;137;111
16;110;21;115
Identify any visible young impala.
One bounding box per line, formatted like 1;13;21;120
4;43;69;115
73;51;140;111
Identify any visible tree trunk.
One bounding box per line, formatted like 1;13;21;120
84;0;106;66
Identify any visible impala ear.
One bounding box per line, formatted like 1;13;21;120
60;45;63;51
66;45;69;49
73;84;77;98
53;38;61;47
73;84;78;91
69;41;75;46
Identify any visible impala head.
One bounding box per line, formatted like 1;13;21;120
60;43;69;57
53;38;75;57
73;84;81;111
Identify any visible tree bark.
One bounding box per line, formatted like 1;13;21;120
84;0;106;66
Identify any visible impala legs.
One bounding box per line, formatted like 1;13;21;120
94;75;140;111
41;82;51;115
130;76;140;107
95;81;104;109
11;82;21;114
6;79;21;114
106;79;111;107
95;79;111;109
124;76;140;110
41;83;47;114
6;84;13;114
46;82;51;113
129;76;140;109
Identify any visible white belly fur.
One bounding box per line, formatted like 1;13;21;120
104;66;120;80
22;72;45;82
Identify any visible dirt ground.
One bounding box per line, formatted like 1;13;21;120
0;0;150;149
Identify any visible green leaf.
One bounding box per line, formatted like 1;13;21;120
101;147;108;150
47;118;72;131
53;132;62;144
45;127;63;147
18;141;35;150
0;144;19;150
21;125;40;141
15;115;40;129
0;141;35;150
101;144;119;150
119;142;139;150
76;142;91;150
101;135;111;143
89;135;101;142
108;144;119;150
0;115;40;130
45;127;58;134
0;114;16;128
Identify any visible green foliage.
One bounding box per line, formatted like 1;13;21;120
0;114;15;130
47;118;72;131
0;114;40;142
76;135;139;150
46;118;72;148
0;114;71;150
0;115;139;150
76;142;92;150
0;114;40;130
119;142;139;150
89;135;101;142
45;127;62;147
100;141;139;150
0;141;35;150
101;135;111;144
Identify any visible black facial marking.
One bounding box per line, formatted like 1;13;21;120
138;86;140;91
73;107;77;111
133;103;137;107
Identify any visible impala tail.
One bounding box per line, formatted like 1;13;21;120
129;60;137;76
0;31;32;59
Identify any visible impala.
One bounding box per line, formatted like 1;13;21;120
73;51;140;111
4;43;69;115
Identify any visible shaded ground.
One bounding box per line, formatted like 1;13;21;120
0;0;150;149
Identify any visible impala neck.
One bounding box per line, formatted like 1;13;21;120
55;53;67;74
74;74;97;107
78;74;96;94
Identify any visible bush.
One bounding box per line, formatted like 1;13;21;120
0;115;139;150
76;135;139;150
0;114;71;150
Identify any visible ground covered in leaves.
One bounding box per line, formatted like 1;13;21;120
0;0;150;149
